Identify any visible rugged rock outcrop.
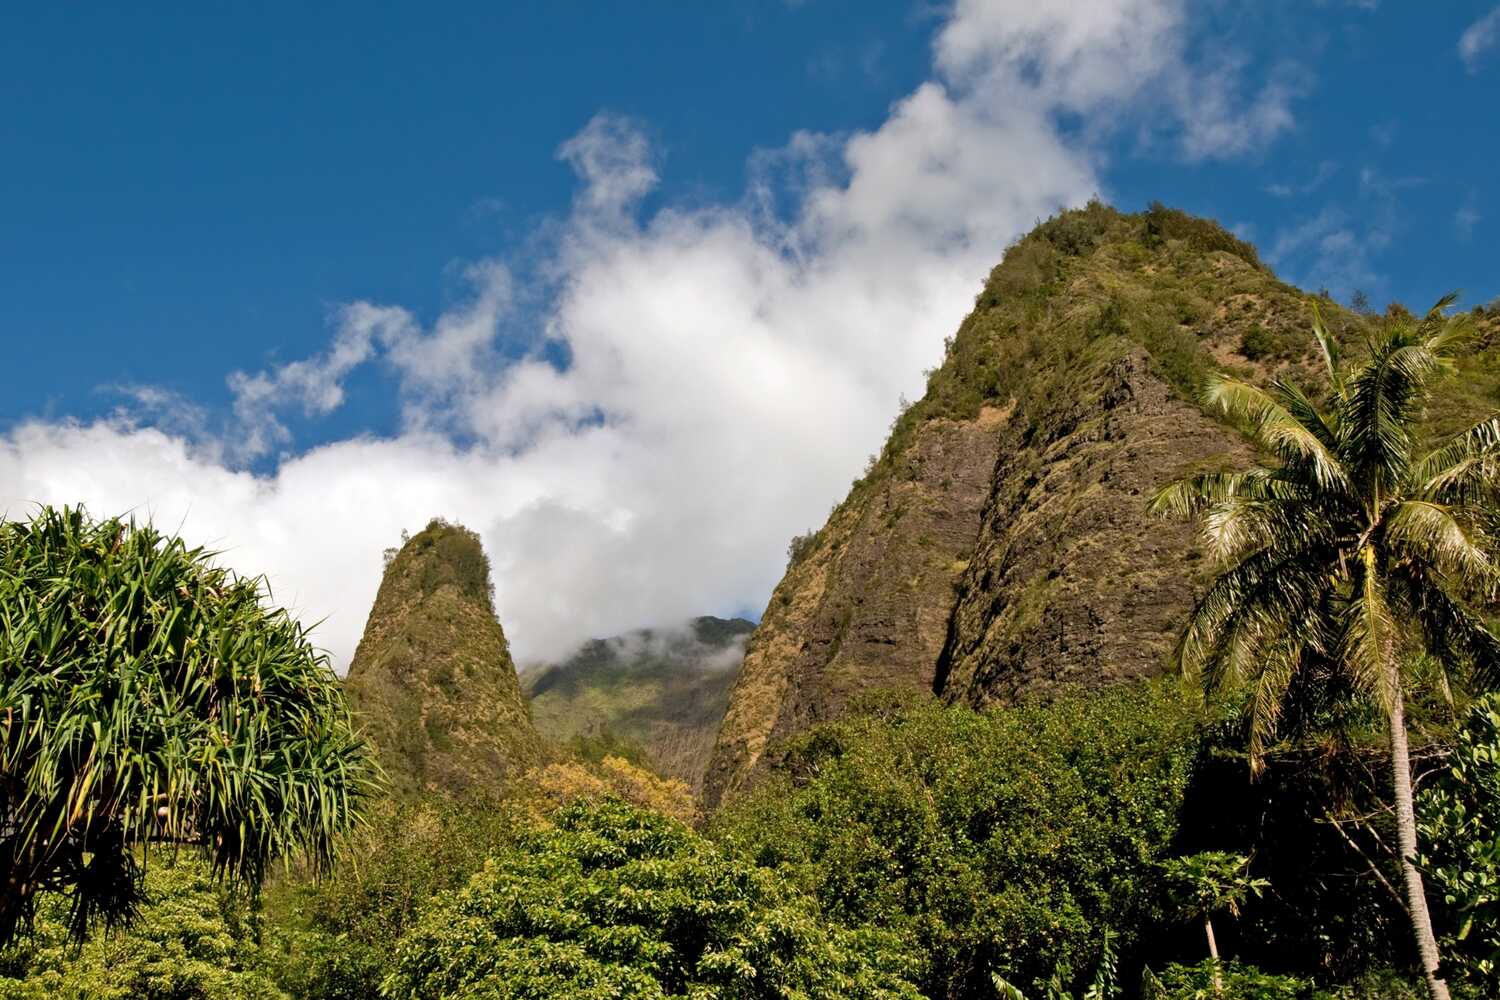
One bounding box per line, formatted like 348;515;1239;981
703;202;1433;811
344;519;541;798
702;408;1005;808
935;348;1243;705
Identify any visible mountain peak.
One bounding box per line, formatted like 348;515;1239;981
345;519;540;798
703;201;1500;811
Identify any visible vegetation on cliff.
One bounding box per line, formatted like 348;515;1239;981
711;682;1200;997
344;519;542;797
705;200;1500;811
383;798;920;1000
3;206;1497;1000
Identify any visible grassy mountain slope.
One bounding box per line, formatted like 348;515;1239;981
344;519;541;798
704;201;1500;810
523;616;754;790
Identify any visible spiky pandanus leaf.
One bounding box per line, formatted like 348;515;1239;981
0;505;375;946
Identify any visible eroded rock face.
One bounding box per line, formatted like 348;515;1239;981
702;407;1006;810
344;519;541;798
935;349;1242;706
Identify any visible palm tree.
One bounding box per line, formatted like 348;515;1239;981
1150;297;1500;1000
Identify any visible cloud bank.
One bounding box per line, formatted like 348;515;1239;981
0;0;1299;669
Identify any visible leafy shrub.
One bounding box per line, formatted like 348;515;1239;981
1144;960;1308;999
566;726;655;767
1238;324;1279;360
525;754;696;822
1143;961;1423;999
787;529;820;568
382;798;922;999
1141;202;1264;269
262;796;527;1000
711;682;1201;998
404;519;495;610
1419;693;1500;994
0;857;283;1000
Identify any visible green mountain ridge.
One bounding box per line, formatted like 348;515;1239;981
703;201;1500;811
523;615;755;790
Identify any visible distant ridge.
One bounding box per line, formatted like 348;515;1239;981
523;616;754;791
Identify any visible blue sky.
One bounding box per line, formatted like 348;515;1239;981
2;2;1498;666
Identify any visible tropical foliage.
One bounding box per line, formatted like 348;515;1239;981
262;795;528;1000
712;683;1200;998
381;798;922;999
0;210;1493;1000
0;856;282;1000
1151;298;1500;999
0;506;372;946
1159;852;1267;992
1420;692;1500;993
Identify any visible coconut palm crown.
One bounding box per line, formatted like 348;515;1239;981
0;506;375;946
1150;295;1500;1000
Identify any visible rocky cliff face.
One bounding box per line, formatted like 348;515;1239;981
703;202;1459;811
344;519;541;798
702;409;1005;807
935;348;1243;706
523;616;754;791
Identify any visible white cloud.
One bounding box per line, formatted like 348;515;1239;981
0;0;1302;670
1460;5;1500;72
1268;205;1388;301
934;0;1301;161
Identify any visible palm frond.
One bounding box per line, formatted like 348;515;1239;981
1337;549;1398;709
1201;498;1338;564
1418;292;1473;356
1272;378;1340;452
1392;561;1500;691
1178;545;1331;684
1384;500;1498;591
1423;291;1462;320
1344;327;1460;499
1247;639;1299;774
1148;467;1306;520
1310;300;1344;399
1202;374;1350;492
1417;415;1500;507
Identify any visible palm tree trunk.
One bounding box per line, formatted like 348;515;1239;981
1204;915;1223;994
1387;679;1450;1000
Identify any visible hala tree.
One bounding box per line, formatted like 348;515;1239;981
0;506;373;945
1150;297;1500;1000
